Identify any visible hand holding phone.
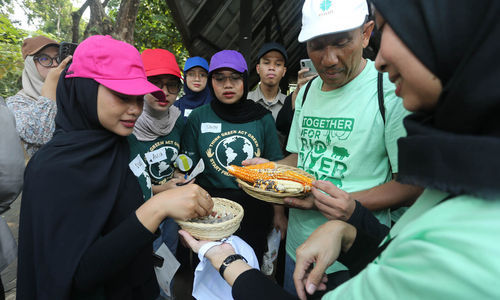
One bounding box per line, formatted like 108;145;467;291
58;42;78;63
300;59;318;78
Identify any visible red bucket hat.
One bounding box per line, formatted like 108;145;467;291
141;49;182;79
66;35;165;101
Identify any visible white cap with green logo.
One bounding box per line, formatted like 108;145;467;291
298;0;368;42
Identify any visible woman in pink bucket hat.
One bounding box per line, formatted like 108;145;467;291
16;35;214;300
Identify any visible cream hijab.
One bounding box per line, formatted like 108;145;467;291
16;56;44;101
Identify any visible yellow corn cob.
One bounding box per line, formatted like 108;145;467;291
253;179;306;193
274;179;306;193
245;162;277;170
227;165;272;183
276;170;314;187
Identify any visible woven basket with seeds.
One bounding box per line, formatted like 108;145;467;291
176;197;244;241
227;162;315;205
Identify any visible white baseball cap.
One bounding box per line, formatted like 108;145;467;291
298;0;369;42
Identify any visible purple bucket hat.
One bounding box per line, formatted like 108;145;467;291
209;50;248;73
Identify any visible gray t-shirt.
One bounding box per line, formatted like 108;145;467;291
247;84;286;120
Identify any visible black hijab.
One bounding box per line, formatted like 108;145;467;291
373;0;500;198
17;71;145;298
176;80;213;119
208;71;270;123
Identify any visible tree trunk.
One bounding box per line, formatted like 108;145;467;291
113;0;140;43
71;0;140;44
83;0;113;39
71;0;91;43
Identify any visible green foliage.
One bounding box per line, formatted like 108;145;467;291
23;0;75;41
0;14;27;98
0;0;13;15
134;0;188;67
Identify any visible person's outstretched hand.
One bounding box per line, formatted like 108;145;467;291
293;220;356;300
311;180;356;221
179;229;236;269
156;184;213;221
241;157;269;166
41;55;72;101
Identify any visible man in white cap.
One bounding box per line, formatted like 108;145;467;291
254;0;423;296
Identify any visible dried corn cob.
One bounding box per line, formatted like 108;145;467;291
253;179;280;192
275;179;307;193
244;162;277;170
227;165;272;182
276;170;314;187
253;179;306;193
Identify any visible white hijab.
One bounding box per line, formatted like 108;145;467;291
16;56;44;101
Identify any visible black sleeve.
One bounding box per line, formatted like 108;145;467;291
332;201;390;276
337;228;384;276
72;213;158;290
233;269;299;300
276;94;294;136
346;200;390;241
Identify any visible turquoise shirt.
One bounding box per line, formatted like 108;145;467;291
324;190;500;299
286;60;409;273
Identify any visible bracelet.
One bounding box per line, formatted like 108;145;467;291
219;254;247;278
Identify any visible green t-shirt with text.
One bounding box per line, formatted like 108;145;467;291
128;116;184;200
182;104;283;190
286;60;409;274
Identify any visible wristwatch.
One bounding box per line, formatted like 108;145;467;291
219;254;248;277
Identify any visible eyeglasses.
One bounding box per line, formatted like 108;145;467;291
148;79;182;94
186;71;208;79
212;73;243;84
33;54;61;67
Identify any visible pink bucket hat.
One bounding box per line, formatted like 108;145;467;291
66;35;165;101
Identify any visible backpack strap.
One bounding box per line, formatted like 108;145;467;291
377;72;386;124
300;78;315;107
301;74;385;124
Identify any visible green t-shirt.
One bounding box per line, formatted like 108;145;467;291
182;104;284;189
324;190;500;299
128;116;184;200
286;60;409;273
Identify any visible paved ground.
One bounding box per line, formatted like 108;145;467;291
0;194;196;300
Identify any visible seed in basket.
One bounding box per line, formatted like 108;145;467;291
190;211;235;224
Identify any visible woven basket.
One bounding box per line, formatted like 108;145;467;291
237;164;315;205
176;197;244;241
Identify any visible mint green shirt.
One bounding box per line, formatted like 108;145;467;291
286;60;409;273
324;190;500;299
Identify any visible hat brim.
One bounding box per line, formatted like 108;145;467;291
298;18;366;43
145;67;183;79
209;64;247;74
26;43;60;59
95;77;166;101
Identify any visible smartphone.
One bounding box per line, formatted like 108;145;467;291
58;42;78;63
300;59;318;77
